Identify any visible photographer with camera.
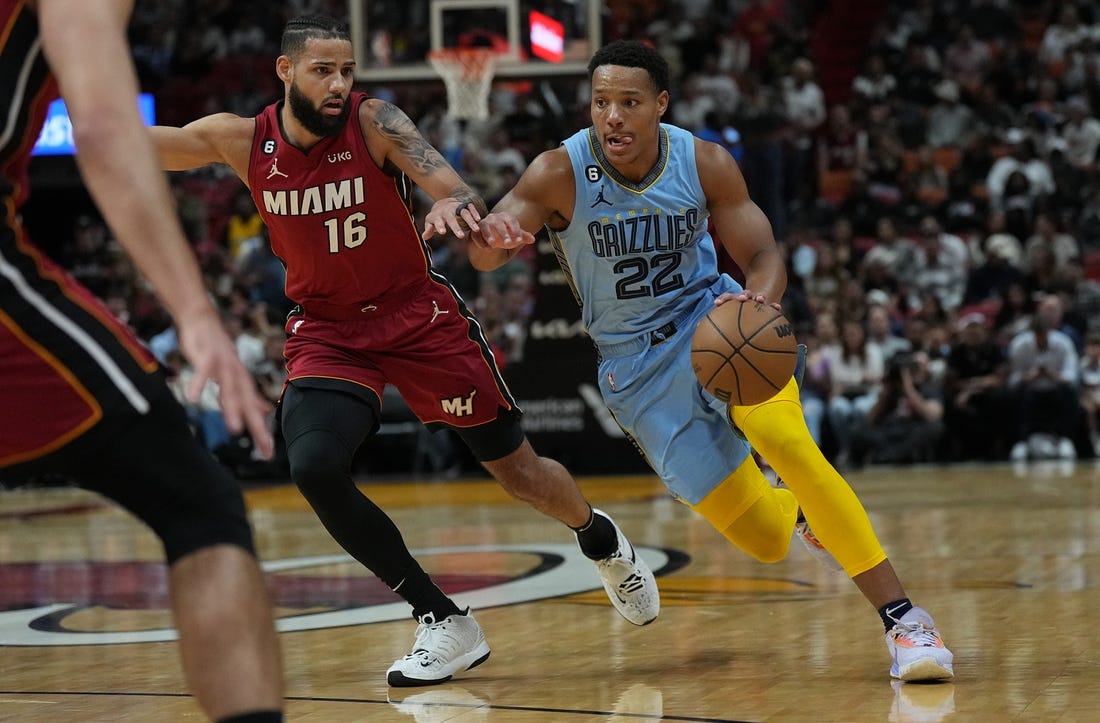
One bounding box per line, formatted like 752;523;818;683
847;350;946;467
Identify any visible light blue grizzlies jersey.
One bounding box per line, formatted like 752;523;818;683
549;124;720;349
549;123;752;505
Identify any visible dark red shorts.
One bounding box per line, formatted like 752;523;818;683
284;279;517;428
1;217;160;467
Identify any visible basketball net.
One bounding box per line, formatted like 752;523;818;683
427;48;497;121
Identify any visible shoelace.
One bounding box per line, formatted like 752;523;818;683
893;620;941;647
619;572;647;594
405;614;464;663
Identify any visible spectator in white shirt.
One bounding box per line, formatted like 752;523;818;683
672;73;718;132
986;129;1056;210
1022;212;1081;277
926;79;974;149
910;215;970;312
1061;95;1100;171
696;52;740;115
1039;4;1095;66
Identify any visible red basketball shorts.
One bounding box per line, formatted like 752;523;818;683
283;280;517;428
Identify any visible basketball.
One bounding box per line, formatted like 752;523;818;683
691;300;798;406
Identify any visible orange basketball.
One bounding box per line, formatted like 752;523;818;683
691;300;798;406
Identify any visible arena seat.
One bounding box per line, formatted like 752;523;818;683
818;169;854;206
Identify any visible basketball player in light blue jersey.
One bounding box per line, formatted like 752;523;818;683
469;40;954;682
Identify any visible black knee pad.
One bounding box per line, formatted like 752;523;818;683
454;406;526;462
155;472;256;565
68;391;257;565
281;381;380;497
287;427;356;498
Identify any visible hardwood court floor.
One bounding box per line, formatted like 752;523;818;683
2;461;1100;721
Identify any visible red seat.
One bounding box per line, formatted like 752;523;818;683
1084;251;1100;282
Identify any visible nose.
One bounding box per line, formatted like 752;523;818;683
605;103;624;126
329;74;348;93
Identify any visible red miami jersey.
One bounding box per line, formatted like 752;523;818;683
247;92;433;310
1;1;160;467
0;1;57;208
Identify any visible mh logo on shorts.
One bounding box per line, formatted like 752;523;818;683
441;388;477;417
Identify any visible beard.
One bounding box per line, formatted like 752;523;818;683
288;81;351;138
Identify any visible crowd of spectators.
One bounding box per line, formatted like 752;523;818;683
35;0;1100;474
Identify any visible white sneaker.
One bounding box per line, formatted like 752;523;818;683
589;509;659;625
387;609;491;687
776;477;843;571
1030;433;1057;459
1056;437;1076;460
1010;441;1029;462
885;607;954;681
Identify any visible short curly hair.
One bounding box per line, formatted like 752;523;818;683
587;40;670;94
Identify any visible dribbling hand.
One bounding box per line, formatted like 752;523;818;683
715;289;782;311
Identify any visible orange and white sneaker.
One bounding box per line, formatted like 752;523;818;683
886;607;954;681
793;513;844;571
774;477;843;571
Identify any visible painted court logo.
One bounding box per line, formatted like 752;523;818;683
0;544;679;646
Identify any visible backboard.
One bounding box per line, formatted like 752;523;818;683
350;0;600;82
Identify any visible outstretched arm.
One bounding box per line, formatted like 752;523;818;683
148;114;255;178
37;0;272;455
359;99;486;241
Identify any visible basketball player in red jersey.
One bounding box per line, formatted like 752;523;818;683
0;1;283;721
149;14;659;687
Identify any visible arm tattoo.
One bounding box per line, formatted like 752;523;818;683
372;102;486;215
372;102;448;176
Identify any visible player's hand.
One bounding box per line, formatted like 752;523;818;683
470;212;536;250
177;309;274;459
422;198;482;240
714;290;782;311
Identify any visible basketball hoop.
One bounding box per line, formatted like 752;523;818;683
427;48;497;121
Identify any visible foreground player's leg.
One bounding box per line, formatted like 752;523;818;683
74;394;286;719
170;545;284;721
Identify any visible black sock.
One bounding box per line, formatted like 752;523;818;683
571;507;619;560
878;598;913;631
217;712;283;723
393;563;462;621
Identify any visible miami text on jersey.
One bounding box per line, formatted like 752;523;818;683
261;177;366;216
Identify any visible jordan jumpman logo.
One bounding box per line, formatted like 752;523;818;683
430;300;450;323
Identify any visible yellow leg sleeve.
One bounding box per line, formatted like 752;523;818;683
689;455;799;563
730;378;888;576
